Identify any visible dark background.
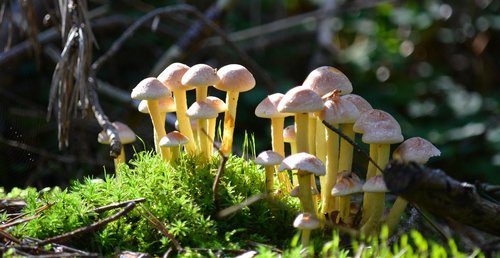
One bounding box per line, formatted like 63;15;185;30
0;0;499;190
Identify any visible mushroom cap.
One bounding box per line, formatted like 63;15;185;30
283;125;296;143
302;66;353;97
138;97;176;114
277;86;324;113
206;96;227;113
318;95;360;124
393;137;441;164
255;93;291;118
353;109;403;144
278;152;325;176
215;64;256;92
159;131;189;147
293;213;320;230
342;94;373;113
131;77;171;100
186;100;218;119
331;171;363;196
157;63;193;91
181;64;220;88
362;175;388;192
98;121;136;145
255;150;284;166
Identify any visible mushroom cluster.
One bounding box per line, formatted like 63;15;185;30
252;65;441;245
121;62;441;249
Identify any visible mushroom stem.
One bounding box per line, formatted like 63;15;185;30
361;144;390;234
172;91;197;154
298;171;315;214
308;116;316;155
316;119;327;196
271;117;292;192
208;117;217;151
196;87;210;158
114;146;126;167
337;123;355;222
294;113;309;153
147;100;170;160
385;198;408;232
301;229;312;249
170;146;181;163
321;124;339;214
264;166;275;194
361;145;378;225
220;91;239;155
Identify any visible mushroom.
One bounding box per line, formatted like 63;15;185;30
186;100;219;159
360;174;390;234
342;94;373;114
159;130;189;163
181;64;220;155
278;86;324;202
205;96;227;154
278;152;325;216
97;121;136;168
254;150;284;195
175;117;198;147
255;93;293;191
157;63;197;154
283;125;298;186
131;77;171;160
303;66;354;165
137;97;176;152
385;137;440;232
317;90;360;214
331;171;363;224
353;109;403;226
293;212;320;249
214;64;256;155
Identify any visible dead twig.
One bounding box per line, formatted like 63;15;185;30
37;202;136;245
217;193;266;218
91;198;146;214
137;203;183;251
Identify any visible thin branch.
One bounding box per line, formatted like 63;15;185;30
91;198;145;214
37;202;136;245
217;193;266;218
137;203;182;251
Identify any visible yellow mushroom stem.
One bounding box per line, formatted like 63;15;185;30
172;91;197;154
114;146;126;167
308;116;316;155
220;91;239;155
361;145;378;225
316;119;327;200
170;146;181;162
385;197;408;233
264;166;275;194
361;144;390;234
270;117;292;192
298;171;315;214
321;124;339;214
147;100;170;161
208;117;217;152
301;228;312;249
196;87;210;158
337;123;355;222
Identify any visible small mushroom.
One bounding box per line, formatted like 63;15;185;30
131;77;171;160
97;122;136;168
186;100;219;159
360;174;390;234
157;63;197;154
385;137;440;232
293;212;320;249
205;96;227;155
159;131;189;163
137;97;176;151
254;150;284;195
182;64;220;155
331;171;363;224
215;64;256;155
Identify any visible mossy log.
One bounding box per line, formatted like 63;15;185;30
383;161;500;236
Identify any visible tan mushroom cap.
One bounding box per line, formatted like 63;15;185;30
131;77;171;100
293;213;320;230
278;152;325;176
342;94;373;114
181;64;220;88
157;63;193;91
186;101;218;119
138;97;176;114
283;125;296;143
206;96;227;113
159;131;189;147
214;64;256;92
331;171;363;196
277;86;324;113
318;94;360;124
254;150;284;166
353;109;403;144
362;175;388;193
393;137;441;164
255;93;291;118
302;66;353;97
98;121;136;144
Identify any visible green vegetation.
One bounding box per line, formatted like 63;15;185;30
2;150;483;257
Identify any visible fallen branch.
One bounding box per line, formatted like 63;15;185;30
138;203;182;251
383;161;500;236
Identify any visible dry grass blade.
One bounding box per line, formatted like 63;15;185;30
138;203;183;251
20;0;41;66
